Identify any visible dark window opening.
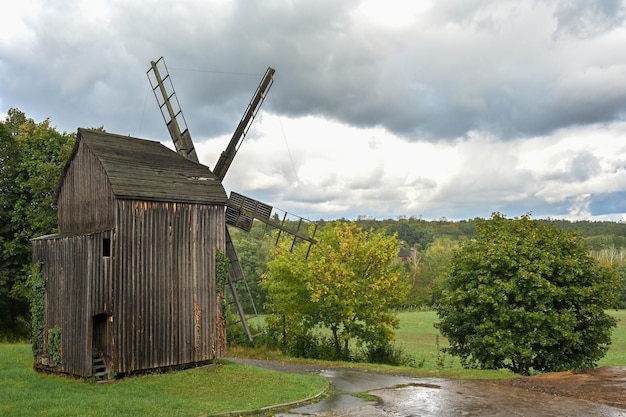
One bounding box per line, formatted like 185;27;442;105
102;238;111;257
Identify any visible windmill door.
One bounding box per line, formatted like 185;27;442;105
92;313;112;372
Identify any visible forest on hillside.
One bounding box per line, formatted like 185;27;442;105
351;216;626;250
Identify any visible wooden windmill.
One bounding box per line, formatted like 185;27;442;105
147;57;316;340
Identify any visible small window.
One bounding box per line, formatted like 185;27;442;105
102;238;111;257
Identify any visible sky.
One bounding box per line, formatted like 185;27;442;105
1;0;626;222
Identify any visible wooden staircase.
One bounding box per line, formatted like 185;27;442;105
92;351;108;380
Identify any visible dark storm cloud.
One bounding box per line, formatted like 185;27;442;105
202;0;626;140
554;0;626;39
2;0;625;143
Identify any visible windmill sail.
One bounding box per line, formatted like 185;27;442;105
148;57;198;162
226;192;316;248
147;57;316;342
213;67;275;181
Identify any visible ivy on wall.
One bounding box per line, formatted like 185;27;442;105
214;250;230;357
48;326;61;367
215;250;230;294
28;262;45;358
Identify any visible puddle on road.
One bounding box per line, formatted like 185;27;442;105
318;369;437;393
278;394;377;417
276;369;626;417
373;380;626;417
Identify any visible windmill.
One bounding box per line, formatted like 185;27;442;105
147;57;316;341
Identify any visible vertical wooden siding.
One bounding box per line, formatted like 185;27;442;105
32;230;113;377
114;200;225;374
57;141;116;233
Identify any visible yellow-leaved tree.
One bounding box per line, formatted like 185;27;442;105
262;222;409;362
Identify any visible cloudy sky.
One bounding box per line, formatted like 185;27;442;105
2;0;626;221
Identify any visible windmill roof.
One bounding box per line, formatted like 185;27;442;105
67;128;228;204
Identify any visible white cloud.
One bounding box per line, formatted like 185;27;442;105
191;110;626;220
352;0;432;28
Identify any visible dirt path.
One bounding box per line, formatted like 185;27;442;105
500;366;626;410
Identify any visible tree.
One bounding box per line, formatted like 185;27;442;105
590;247;626;309
436;213;619;375
407;237;458;307
262;222;409;361
0;109;75;340
388;221;434;250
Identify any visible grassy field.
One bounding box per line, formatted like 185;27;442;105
598;309;626;366
0;344;327;417
2;310;624;416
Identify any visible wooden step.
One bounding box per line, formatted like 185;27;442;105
91;352;108;380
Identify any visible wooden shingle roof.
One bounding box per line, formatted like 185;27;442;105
73;128;228;204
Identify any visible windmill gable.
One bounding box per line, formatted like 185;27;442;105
32;128;228;378
75;129;227;203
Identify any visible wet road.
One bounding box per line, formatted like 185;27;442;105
276;369;626;417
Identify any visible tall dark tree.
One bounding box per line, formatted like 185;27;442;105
0;109;74;340
388;221;434;250
436;213;619;375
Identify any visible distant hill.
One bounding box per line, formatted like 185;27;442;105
341;217;626;250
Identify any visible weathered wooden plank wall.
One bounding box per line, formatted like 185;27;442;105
56;140;116;233
114;200;225;374
32;230;113;377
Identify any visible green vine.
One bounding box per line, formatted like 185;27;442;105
48;326;62;367
215;250;230;355
215;250;230;294
28;262;45;358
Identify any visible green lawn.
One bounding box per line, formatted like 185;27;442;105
598;309;626;366
0;344;327;417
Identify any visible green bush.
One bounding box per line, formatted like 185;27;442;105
361;343;418;367
437;213;619;375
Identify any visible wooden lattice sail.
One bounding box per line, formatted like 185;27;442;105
147;57;316;341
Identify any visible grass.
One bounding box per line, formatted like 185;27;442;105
599;309;626;366
0;344;327;417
